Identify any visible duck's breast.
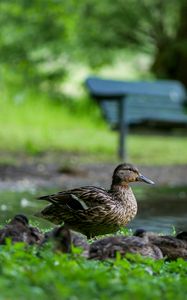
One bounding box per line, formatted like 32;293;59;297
112;187;138;226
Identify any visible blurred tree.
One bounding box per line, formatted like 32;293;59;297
0;0;74;92
76;0;187;85
152;0;187;85
0;0;186;91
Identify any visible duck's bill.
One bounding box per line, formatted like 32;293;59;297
137;174;155;184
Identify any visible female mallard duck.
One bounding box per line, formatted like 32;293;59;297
44;225;89;256
0;214;44;245
36;163;154;238
134;229;187;260
89;235;163;260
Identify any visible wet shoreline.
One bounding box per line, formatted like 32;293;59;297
1;161;187;191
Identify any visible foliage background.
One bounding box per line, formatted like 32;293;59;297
0;0;187;93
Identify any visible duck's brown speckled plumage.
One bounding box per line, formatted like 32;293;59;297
134;229;187;260
89;235;163;260
36;163;154;238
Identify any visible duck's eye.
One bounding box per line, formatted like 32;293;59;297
128;168;138;174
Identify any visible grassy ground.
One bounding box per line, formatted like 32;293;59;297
1;83;187;165
0;240;187;300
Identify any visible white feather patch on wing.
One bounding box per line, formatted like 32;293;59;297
71;194;89;210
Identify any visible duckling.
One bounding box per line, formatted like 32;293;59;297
36;163;154;238
44;226;89;256
28;225;44;245
89;235;163;260
0;214;44;245
44;226;72;253
134;229;187;260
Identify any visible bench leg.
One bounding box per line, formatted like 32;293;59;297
118;97;128;161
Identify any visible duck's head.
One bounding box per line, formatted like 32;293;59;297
112;163;154;186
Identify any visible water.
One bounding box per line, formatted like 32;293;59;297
0;186;187;234
0;189;55;229
129;196;187;234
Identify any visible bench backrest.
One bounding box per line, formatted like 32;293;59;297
86;77;187;128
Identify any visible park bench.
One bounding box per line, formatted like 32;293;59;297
85;76;187;160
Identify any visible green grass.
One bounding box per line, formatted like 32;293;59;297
0;87;116;153
1;84;187;165
0;241;187;300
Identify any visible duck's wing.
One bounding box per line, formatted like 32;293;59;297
37;186;109;211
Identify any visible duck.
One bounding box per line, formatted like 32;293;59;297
0;214;44;245
134;229;187;260
89;234;163;260
44;225;89;256
36;163;154;238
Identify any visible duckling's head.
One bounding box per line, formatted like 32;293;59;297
10;214;29;226
133;229;160;240
52;226;71;253
176;231;187;241
112;163;154;186
133;228;147;237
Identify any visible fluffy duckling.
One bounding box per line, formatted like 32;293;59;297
89;235;163;260
36;163;154;238
0;214;44;245
28;225;44;245
134;229;187;260
44;226;89;256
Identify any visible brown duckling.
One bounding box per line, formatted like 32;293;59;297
44;225;89;256
89;235;163;260
0;214;44;245
28;225;45;245
134;229;187;260
36;163;154;238
44;226;72;253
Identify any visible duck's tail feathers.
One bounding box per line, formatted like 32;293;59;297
37;195;58;205
37;195;50;201
34;211;43;218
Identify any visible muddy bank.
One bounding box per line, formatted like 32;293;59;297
0;154;187;191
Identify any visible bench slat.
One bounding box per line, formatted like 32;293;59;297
86;77;187;159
